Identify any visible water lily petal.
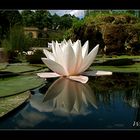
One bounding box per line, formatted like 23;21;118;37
55;41;64;64
82;70;112;76
43;49;55;61
43;78;65;102
30;93;55;112
65;80;81;112
82;40;89;58
37;72;61;78
74;82;84;112
61;39;67;44
68;75;89;83
51;41;57;57
41;58;66;75
82;84;98;109
60;79;76;112
63;42;76;75
67;39;73;46
60;39;68;53
79;44;99;73
48;42;52;48
71;40;83;74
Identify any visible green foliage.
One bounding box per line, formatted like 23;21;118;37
47;29;66;42
26;50;45;64
31;29;65;47
21;10;78;30
51;13;61;29
1;25;32;63
59;14;74;29
63;29;72;40
2;26;31;52
32;38;47;48
0;10;22;40
64;19;84;40
73;19;84;30
84;12;139;25
21;10;52;29
34;10;52;29
21;10;36;27
2;10;23;27
66;11;140;55
64;18;104;51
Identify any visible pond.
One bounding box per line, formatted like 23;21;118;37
0;72;140;130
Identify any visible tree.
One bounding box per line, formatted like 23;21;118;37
84;10;112;17
2;10;22;28
34;10;52;29
59;14;73;29
0;11;9;40
21;10;52;29
21;10;36;27
0;10;22;40
51;13;61;29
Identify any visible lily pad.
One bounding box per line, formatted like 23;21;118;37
0;75;45;97
0;91;30;118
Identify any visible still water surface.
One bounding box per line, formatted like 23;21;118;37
0;72;140;129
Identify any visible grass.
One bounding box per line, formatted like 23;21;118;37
0;63;8;70
94;55;140;73
96;55;140;61
0;91;29;117
92;63;140;73
0;75;45;97
113;55;140;59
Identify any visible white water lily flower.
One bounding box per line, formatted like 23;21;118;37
37;39;112;83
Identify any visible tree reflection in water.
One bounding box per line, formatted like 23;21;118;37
30;77;98;116
123;73;140;124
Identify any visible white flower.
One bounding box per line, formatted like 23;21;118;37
37;39;112;83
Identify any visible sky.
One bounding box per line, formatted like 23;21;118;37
19;10;85;19
49;10;85;19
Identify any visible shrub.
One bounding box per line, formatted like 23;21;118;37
26;50;45;64
66;13;140;55
32;38;48;48
1;25;33;63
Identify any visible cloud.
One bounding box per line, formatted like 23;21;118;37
69;10;85;18
49;10;85;18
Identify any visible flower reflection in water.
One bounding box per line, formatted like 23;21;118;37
30;77;97;116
